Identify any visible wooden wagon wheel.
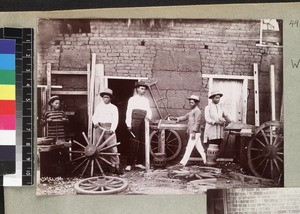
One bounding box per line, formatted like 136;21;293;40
247;121;283;182
74;176;128;195
70;131;120;177
150;129;182;161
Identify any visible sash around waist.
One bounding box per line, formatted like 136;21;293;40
132;109;147;119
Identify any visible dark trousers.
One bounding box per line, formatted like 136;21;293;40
127;110;146;166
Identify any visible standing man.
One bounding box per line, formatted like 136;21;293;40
92;88;121;175
203;90;231;145
125;80;152;171
170;95;206;167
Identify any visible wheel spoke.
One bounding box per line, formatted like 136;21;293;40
166;138;178;145
72;155;86;162
95;129;105;146
98;157;113;167
82;132;91;145
273;137;283;148
81;160;91;177
251;155;264;161
151;146;159;151
254;158;266;171
166;131;172;142
99;142;120;152
260;130;270;145
166;146;175;155
73;140;86;148
255;137;267;148
250;148;263;152
70;151;85;154
270;159;274;179
262;159;269;177
277;152;284;155
151;141;159;145
97;133;116;149
72;158;88;174
273;158;281;174
276;155;283;163
90;160;94;177
95;159;104;174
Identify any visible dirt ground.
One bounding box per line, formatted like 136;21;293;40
36;161;277;195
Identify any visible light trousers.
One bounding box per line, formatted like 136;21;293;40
180;133;206;166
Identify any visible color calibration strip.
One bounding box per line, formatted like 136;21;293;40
0;39;16;177
0;28;34;186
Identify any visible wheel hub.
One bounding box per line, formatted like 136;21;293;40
262;145;277;159
84;145;98;158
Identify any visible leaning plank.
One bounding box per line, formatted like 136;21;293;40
51;70;87;75
51;91;88;95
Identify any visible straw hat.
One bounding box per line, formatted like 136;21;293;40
48;95;60;105
100;88;113;98
135;80;148;88
209;90;223;99
188;95;200;102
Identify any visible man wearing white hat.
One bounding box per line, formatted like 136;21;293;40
203;90;231;145
92;88;121;174
125;80;152;171
169;95;206;167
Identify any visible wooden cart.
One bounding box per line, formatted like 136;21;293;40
149;119;187;161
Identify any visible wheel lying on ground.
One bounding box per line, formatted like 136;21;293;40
74;176;128;195
150;129;182;161
247;121;283;182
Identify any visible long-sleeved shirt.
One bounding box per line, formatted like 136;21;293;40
203;102;231;143
125;95;152;127
177;106;201;134
92;102;119;132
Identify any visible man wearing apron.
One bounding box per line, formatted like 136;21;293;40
125;80;152;171
92;88;121;175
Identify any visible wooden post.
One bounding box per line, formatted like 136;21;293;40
87;63;90;112
145;118;150;172
94;64;105;108
46;63;52;110
242;79;248;124
88;53;96;142
270;65;276;121
253;63;260;126
259;19;263;45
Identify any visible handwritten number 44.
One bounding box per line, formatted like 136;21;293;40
289;20;299;27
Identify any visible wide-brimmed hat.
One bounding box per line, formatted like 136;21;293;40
48;95;60;105
100;88;113;98
135;80;148;88
188;95;200;102
209;90;223;99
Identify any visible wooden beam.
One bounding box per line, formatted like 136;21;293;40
88;53;96;142
253;63;260;126
202;74;254;80
145;118;150;172
51;70;87;75
104;76;148;80
51;91;88;95
242;79;248;124
270;65;276;121
37;85;62;89
46;63;51;110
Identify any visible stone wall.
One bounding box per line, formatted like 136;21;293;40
38;19;283;127
226;188;300;213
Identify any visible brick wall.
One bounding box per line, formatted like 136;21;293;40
38;19;283;126
226;188;300;213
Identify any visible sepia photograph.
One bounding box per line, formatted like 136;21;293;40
36;18;283;195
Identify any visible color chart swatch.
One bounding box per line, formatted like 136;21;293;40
0;39;16;175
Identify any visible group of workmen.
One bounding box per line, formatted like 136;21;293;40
46;80;231;175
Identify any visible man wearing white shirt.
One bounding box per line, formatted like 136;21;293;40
125;80;152;171
92;88;121;174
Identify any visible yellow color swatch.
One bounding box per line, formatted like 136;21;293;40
0;85;15;100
